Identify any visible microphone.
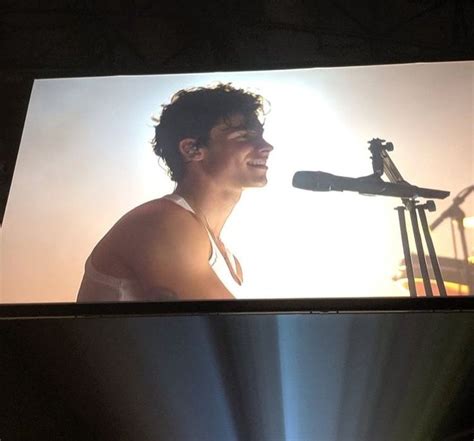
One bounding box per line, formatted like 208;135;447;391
292;171;450;199
293;171;374;192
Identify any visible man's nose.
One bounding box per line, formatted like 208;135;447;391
258;139;274;152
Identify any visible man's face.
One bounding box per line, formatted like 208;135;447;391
201;113;274;189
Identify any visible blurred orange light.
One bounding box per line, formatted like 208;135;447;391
397;278;470;296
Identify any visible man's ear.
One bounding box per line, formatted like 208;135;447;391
179;138;205;162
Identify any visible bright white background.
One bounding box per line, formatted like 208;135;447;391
1;61;472;302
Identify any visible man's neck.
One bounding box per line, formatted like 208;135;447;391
174;178;241;237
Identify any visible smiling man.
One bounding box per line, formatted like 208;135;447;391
77;83;273;302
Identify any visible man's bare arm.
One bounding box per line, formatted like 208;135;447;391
121;205;235;300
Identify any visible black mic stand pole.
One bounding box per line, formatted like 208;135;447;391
417;202;448;296
395;205;417;297
368;138;447;297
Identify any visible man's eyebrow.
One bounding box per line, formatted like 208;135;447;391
224;124;264;133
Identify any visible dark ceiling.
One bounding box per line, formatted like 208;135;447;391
0;0;473;222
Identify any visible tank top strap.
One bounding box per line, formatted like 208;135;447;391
163;194;218;264
162;193;242;290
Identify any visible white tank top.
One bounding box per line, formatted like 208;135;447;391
77;194;242;302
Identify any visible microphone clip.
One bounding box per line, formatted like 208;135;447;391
368;138;395;178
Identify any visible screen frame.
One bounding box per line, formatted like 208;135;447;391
1;297;473;320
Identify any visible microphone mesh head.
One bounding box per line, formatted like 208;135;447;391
292;171;331;191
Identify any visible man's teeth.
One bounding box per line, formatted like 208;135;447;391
248;160;266;166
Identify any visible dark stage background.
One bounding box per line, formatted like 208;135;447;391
1;2;473;440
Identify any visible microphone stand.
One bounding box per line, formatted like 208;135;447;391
368;138;448;297
430;185;474;295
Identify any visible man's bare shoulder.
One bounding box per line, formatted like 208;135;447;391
110;197;209;257
118;197;185;225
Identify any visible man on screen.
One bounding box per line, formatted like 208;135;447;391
77;83;273;302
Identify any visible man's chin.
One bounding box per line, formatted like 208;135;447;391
243;178;268;188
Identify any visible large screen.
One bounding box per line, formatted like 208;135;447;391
1;61;473;302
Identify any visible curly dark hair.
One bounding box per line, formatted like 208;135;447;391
152;83;267;182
